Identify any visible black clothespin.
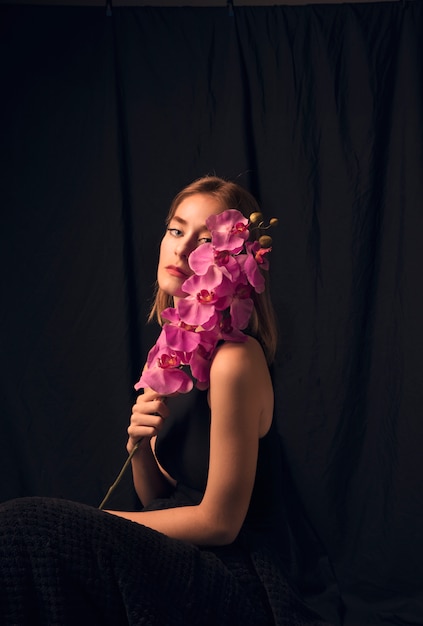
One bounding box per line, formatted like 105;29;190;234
106;0;112;17
227;0;234;18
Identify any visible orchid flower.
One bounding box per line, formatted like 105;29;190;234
189;341;216;388
136;356;194;394
238;241;272;294
217;311;248;342
177;269;233;328
188;243;241;283
161;308;202;352
206;209;249;253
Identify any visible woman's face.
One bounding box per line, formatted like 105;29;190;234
157;193;224;302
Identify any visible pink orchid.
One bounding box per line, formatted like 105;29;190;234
135;344;193;395
161;308;201;352
217;312;249;342
189;342;215;388
238;242;271;294
136;361;193;394
188;243;241;283
251;241;272;268
134;326;194;393
177;294;219;330
143;328;169;370
177;269;233;327
187;243;214;276
206;209;249;253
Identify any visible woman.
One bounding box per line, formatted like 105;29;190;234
0;177;327;625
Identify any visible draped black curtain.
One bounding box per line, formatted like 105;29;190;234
1;3;422;624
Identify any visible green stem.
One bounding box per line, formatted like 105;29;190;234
98;438;143;510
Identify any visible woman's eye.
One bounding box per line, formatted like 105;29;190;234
198;236;212;244
167;228;182;237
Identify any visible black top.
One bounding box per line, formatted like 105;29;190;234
153;387;327;625
155;386;284;537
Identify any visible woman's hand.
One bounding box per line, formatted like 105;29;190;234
127;389;169;454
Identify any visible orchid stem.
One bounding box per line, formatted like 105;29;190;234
98;438;143;510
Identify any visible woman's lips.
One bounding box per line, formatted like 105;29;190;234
166;265;189;279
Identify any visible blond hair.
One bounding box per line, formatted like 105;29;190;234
149;176;278;364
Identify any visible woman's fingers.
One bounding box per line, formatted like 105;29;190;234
127;391;169;446
132;394;169;420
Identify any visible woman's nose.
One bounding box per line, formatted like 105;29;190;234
175;239;192;259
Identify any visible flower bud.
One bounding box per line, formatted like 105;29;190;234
249;212;263;225
259;235;273;248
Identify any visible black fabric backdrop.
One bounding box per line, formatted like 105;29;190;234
1;2;422;625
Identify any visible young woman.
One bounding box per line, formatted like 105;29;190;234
0;177;327;625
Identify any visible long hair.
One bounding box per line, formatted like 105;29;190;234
149;176;278;364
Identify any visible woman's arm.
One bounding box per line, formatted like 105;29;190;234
109;337;274;545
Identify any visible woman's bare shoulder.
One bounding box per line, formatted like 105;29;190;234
209;336;274;436
213;335;267;358
210;336;269;381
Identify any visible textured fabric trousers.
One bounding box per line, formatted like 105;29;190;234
0;497;272;626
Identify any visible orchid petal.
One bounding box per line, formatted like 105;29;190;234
163;323;201;352
246;241;271;270
177;296;217;327
243;251;265;293
182;265;223;294
189;350;213;384
161;307;181;323
135;366;193;394
206;209;249;253
188;243;215;276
